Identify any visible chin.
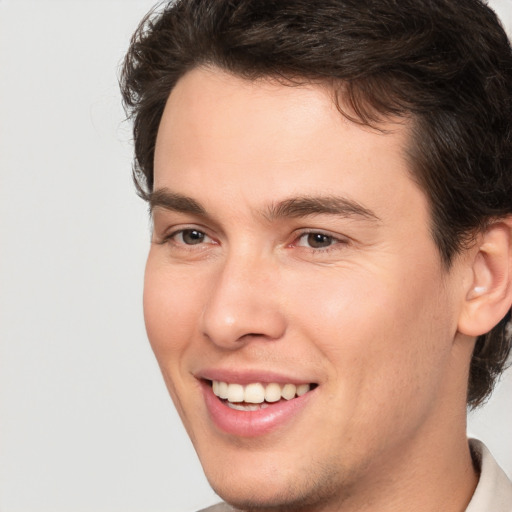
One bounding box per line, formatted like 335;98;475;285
210;483;344;512
200;449;346;512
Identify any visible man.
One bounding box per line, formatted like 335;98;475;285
121;1;512;510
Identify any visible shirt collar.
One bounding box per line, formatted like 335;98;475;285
466;438;512;511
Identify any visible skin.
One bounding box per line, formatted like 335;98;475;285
144;66;480;512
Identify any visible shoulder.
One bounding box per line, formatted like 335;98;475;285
466;439;512;512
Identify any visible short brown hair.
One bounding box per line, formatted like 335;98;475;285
120;0;512;408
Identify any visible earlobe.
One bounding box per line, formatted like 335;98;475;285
458;218;512;337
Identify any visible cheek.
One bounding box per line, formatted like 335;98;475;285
142;256;202;364
289;262;455;395
288;265;457;454
142;256;208;435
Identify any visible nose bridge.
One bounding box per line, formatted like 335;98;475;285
200;246;286;347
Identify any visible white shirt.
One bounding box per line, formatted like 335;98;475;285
466;438;512;511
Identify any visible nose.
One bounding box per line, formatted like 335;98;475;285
200;253;287;349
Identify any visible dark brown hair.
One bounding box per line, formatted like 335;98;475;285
120;0;512;408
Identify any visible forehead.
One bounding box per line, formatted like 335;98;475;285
153;66;422;221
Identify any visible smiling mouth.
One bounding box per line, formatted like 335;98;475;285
208;380;318;411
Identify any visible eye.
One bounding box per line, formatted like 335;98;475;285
173;229;211;245
296;232;338;249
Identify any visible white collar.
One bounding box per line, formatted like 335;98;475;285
466;438;512;511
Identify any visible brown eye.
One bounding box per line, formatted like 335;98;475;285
179;229;206;245
305;233;334;248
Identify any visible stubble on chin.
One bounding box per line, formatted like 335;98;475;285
213;461;354;512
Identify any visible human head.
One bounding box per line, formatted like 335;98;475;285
121;0;512;408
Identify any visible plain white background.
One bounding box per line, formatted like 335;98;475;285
0;1;511;511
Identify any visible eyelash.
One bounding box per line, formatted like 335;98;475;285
158;228;216;248
159;227;348;253
291;230;348;252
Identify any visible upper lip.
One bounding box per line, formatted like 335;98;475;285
196;368;317;386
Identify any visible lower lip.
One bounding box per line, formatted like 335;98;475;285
201;382;314;437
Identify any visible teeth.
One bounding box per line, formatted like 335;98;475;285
218;381;229;399
264;382;282;403
297;383;310;396
226;383;244;403
211;381;312;404
281;383;296;400
227;402;269;411
244;383;265;403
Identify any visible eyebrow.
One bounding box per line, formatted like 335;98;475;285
264;196;380;222
149;188;206;215
149;188;380;222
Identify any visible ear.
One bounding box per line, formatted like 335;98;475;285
458;217;512;337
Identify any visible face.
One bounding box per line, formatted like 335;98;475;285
145;67;469;511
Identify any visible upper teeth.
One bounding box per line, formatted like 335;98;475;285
212;381;311;404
